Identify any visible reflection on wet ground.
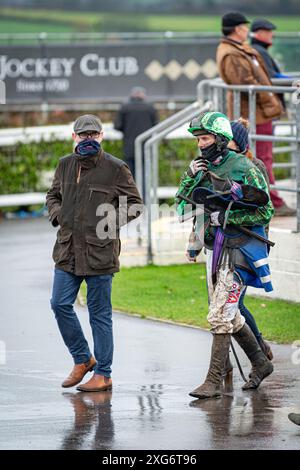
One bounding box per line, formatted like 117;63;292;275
61;391;114;450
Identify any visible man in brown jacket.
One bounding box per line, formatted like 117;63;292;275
216;12;294;216
46;114;143;392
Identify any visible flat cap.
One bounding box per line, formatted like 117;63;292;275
251;19;277;32
222;12;250;28
73;114;102;134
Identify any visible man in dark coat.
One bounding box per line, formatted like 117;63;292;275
114;87;158;178
250;19;288;79
46;114;143;392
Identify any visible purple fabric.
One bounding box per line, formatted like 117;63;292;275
231;181;243;200
212;227;225;276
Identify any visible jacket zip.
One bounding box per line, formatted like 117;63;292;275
77;165;81;183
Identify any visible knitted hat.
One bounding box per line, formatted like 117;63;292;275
230;120;249;153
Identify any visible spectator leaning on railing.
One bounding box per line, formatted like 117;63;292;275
216;11;295;216
250;19;290;80
250;19;289;114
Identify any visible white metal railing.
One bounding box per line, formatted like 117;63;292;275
136;77;300;261
134;80;213;262
205;78;300;232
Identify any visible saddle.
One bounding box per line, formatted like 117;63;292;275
192;171;269;249
193;171;269;211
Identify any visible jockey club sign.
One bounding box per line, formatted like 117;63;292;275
0;39;219;104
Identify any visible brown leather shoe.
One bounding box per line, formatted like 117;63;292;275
61;356;97;388
258;336;274;361
76;373;112;392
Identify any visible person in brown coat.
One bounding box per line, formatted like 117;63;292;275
46;114;143;392
216;12;295;216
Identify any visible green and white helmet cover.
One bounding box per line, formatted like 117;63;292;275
188;111;233;141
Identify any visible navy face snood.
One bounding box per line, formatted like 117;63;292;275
200;142;220;161
200;135;229;162
75;139;101;156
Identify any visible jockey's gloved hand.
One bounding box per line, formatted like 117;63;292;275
186;248;201;261
186;230;203;262
209;210;225;226
187;158;208;177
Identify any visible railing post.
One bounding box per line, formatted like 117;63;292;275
144;142;153;264
290;119;297;179
143;101;211;265
152;140;159;207
221;87;227;115
204;79;300;229
248;88;257;158
233;90;241;120
196;79;212;105
135;136;144;197
216;88;223;113
296;101;300;232
212;87;219;110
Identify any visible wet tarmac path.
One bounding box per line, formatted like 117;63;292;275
0;218;300;450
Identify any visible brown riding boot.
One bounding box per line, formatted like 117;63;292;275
189;333;231;399
61;356;97;388
76;373;112;392
232;324;273;390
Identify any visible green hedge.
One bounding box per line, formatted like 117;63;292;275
0;138;290;195
0;140;122;195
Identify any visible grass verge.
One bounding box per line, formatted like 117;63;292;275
80;263;300;344
0;9;300;32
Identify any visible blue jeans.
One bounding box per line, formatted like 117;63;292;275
50;268;113;377
238;288;261;341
